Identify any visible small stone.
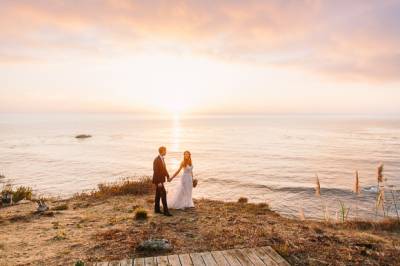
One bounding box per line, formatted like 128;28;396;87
37;200;49;213
137;239;173;252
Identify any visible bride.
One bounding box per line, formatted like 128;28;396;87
167;151;195;209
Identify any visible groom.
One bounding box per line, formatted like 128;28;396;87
153;146;172;216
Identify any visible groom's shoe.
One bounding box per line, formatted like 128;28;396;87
164;212;173;217
154;210;162;214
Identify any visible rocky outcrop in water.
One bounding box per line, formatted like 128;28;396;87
75;134;92;139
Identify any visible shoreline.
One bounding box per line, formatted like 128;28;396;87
1;178;399;265
2;175;394;222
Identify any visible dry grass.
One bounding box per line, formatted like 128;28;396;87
354;170;360;195
1;175;400;265
52;203;69;211
237;197;248;204
1;193;399;265
333;218;400;232
315;174;321;197
1;184;33;204
74;177;155;199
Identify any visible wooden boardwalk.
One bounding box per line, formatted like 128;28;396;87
93;246;290;266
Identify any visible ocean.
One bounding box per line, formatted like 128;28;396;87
1;113;399;219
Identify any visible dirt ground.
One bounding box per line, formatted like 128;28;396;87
0;194;399;265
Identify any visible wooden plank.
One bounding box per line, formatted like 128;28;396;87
93;246;286;266
120;259;134;266
144;257;156;266
95;262;109;266
210;251;229;266
261;247;290;266
189;253;205;266
134;258;145;266
119;259;132;266
253;247;278;266
156;256;170;266
221;250;241;266
199;252;217;266
231;249;254;266
178;254;193;266
242;248;266;266
168;255;182;266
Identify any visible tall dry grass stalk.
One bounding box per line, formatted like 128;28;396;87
299;208;305;221
315;174;321;197
353;170;360;219
390;190;400;221
376;190;385;215
324;205;330;222
353;170;360;195
339;201;350;222
377;164;384;183
376;164;386;217
314;174;329;221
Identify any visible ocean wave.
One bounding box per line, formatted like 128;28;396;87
362;186;379;193
202;177;379;197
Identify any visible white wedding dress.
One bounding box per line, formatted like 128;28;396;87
168;165;195;209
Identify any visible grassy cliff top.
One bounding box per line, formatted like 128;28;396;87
0;178;399;265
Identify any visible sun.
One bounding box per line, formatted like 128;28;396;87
160;100;190;115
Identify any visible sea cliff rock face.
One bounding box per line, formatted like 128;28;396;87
137;239;173;252
75;134;92;139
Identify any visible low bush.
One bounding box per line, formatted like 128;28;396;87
135;208;148;220
53;204;69;211
75;260;85;266
75;177;155;199
237;197;248;204
1;185;32;204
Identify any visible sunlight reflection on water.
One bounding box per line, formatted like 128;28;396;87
1;113;399;219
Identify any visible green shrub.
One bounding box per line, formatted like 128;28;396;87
135;208;148;220
75;260;85;266
1;185;32;203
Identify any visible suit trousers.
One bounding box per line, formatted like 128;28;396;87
154;183;169;214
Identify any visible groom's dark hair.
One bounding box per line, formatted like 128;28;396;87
159;146;166;154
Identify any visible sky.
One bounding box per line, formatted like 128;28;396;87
1;0;400;115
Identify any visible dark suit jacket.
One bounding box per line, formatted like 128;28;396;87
153;156;169;184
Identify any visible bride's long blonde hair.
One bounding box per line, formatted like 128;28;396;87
181;151;192;168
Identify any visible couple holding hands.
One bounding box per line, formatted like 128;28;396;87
153;146;196;216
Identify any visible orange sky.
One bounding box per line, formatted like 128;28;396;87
1;0;400;115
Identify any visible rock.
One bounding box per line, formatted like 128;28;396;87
15;199;31;205
1;192;13;206
37;200;49;213
137;239;173;252
75;134;92;139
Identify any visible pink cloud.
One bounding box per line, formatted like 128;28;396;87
0;0;399;82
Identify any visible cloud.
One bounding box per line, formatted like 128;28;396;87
0;0;399;82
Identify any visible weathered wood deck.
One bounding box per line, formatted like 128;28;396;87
93;246;290;266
